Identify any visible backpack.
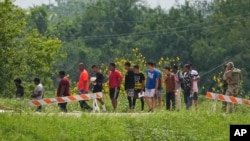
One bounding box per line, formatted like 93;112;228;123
231;68;241;85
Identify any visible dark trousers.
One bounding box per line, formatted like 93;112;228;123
166;92;175;110
133;97;144;111
36;106;42;112
79;100;92;110
184;90;192;109
58;102;67;112
127;96;144;110
127;96;134;109
78;90;92;110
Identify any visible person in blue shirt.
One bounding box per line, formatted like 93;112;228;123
145;62;160;112
153;63;163;110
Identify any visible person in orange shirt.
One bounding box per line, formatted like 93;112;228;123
78;63;92;111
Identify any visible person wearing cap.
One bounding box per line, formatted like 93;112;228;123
223;62;241;113
31;77;44;112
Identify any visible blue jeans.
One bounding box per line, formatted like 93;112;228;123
184;90;192;109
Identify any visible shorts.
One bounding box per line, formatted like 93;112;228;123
109;87;120;99
134;90;141;98
145;89;155;98
192;92;198;100
155;90;162;98
93;86;102;93
126;89;134;97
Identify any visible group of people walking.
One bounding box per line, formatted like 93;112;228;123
14;61;241;113
14;61;201;112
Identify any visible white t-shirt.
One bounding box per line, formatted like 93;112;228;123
191;70;200;93
34;83;44;100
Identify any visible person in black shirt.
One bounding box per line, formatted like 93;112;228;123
14;78;24;98
133;65;145;111
91;65;106;111
124;62;135;111
183;64;193;109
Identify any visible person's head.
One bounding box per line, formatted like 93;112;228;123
124;62;131;70
133;65;140;73
152;63;156;68
78;63;85;72
91;65;99;73
164;66;171;74
226;62;234;70
14;78;22;86
109;63;116;71
34;77;40;85
184;64;191;72
172;65;178;73
59;71;66;79
147;61;154;70
224;64;228;71
189;63;193;70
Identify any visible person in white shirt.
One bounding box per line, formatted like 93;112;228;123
190;64;200;110
31;78;44;112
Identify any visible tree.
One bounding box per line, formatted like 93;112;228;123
0;0;62;97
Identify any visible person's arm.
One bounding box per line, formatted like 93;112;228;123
32;90;42;98
195;75;200;81
155;72;159;92
223;72;227;80
16;87;24;98
36;91;42;97
118;72;123;86
83;80;87;91
190;75;193;93
155;78;159;93
172;74;176;93
20;87;24;97
82;73;88;92
98;74;104;85
59;81;66;97
141;74;146;92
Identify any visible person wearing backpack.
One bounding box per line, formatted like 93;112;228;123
223;62;241;113
172;65;183;111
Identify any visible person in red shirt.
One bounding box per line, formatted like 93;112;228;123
108;63;123;112
57;71;70;112
78;63;92;111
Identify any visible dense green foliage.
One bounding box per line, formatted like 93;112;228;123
0;0;250;97
0;0;62;97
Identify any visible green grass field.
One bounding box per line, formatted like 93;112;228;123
0;94;250;141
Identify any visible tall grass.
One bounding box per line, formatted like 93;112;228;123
0;95;250;141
